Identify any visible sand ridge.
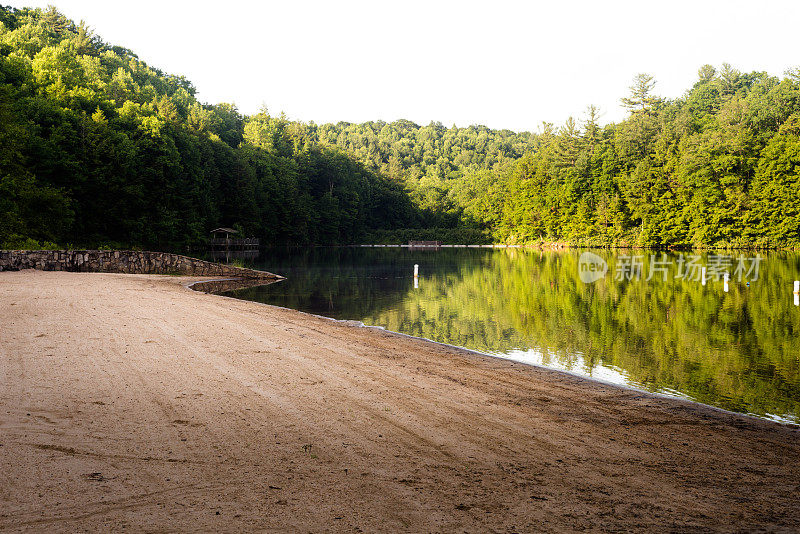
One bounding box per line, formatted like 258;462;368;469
1;270;799;532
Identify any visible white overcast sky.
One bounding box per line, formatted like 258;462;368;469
6;0;800;132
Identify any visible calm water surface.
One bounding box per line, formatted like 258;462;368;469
224;247;800;424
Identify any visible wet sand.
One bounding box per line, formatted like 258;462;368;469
1;270;799;532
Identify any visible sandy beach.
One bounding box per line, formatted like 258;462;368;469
1;270;799;532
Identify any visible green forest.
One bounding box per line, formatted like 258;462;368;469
1;5;799;250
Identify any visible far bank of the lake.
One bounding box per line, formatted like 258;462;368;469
356;242;800;251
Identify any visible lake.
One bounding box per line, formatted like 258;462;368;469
222;247;800;424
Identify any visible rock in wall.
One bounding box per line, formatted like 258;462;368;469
0;250;283;280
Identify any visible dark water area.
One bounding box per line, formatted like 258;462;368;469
223;247;800;424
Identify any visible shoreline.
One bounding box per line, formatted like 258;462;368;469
350;325;800;427
3;270;800;531
192;277;798;427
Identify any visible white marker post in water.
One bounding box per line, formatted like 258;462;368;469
723;272;729;292
794;281;799;306
701;266;707;286
414;264;419;289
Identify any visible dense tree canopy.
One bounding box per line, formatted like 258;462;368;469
0;5;420;249
266;66;800;248
1;5;799;250
487;65;800;248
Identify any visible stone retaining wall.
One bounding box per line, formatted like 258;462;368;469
0;250;283;280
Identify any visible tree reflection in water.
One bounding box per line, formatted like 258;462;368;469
226;247;800;423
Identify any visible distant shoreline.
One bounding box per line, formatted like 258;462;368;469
346;242;800;251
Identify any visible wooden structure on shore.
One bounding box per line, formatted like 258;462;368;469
207;227;260;261
209;228;259;250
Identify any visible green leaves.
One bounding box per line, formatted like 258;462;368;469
492;64;800;248
0;173;72;246
620;73;661;114
0;6;425;249
1;3;799;250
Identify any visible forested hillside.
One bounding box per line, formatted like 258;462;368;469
313;72;800;248
2;5;799;250
314;121;537;228
488;71;800;248
0;5;421;250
